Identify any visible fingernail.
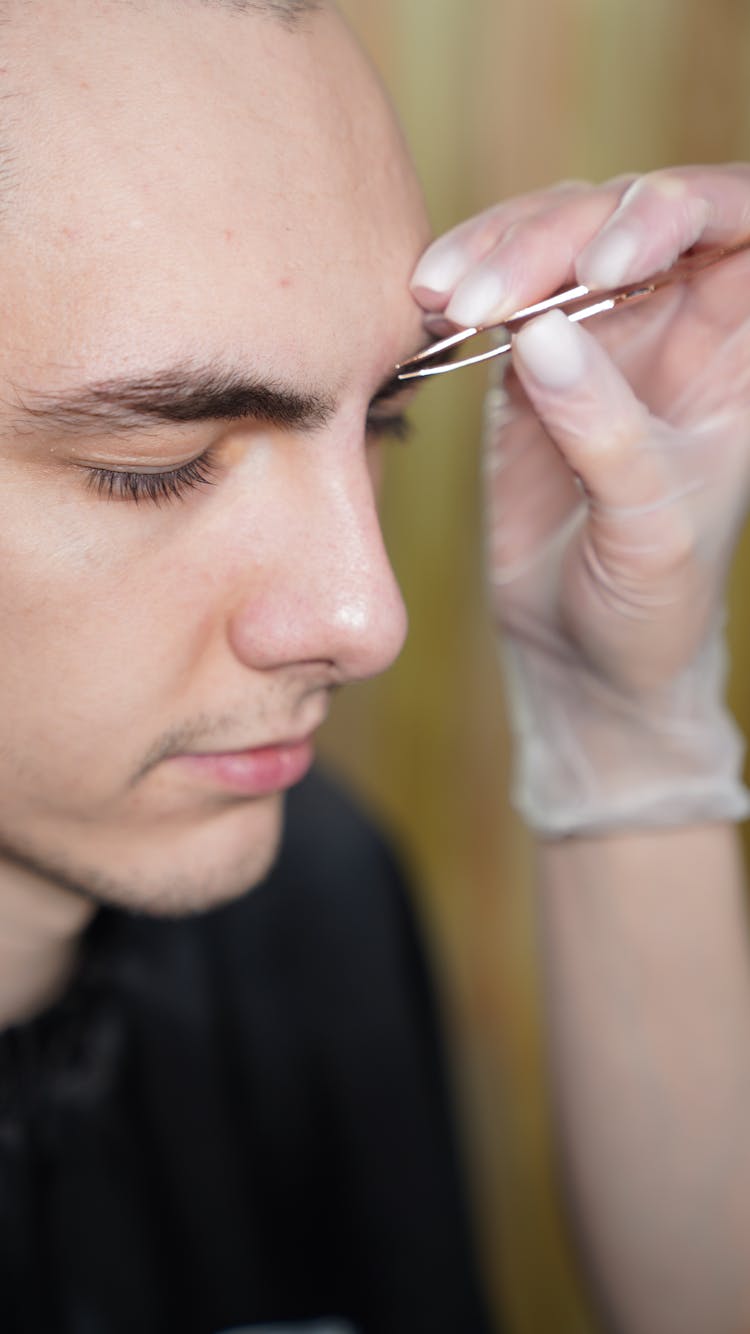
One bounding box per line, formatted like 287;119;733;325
515;310;586;389
578;226;639;291
411;245;468;295
445;269;506;328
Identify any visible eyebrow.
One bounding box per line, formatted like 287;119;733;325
8;358;415;439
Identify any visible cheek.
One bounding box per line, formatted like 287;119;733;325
366;441;386;495
0;493;216;764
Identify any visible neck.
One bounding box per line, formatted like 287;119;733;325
0;862;96;1030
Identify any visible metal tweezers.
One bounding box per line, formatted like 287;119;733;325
396;236;750;381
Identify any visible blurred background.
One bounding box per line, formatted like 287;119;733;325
321;3;750;1330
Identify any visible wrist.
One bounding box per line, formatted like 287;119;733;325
502;626;750;837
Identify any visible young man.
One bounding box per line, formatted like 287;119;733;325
2;1;750;1331
0;3;494;1331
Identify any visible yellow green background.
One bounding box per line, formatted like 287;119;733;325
321;3;750;1329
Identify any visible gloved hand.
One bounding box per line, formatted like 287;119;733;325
410;167;750;835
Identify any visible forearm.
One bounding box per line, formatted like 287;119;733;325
538;823;750;1334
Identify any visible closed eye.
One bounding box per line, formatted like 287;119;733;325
84;450;219;505
81;408;415;507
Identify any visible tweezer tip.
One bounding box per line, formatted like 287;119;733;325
395;325;481;374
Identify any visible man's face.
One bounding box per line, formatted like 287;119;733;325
0;0;429;914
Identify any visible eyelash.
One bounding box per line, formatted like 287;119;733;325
85;413;413;506
85;451;220;506
366;412;413;445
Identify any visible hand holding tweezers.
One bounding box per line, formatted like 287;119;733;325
396;237;750;382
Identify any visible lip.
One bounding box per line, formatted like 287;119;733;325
173;736;315;796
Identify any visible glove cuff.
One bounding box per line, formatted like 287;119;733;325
502;626;750;837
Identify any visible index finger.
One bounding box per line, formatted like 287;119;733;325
410;179;599;311
577;164;750;290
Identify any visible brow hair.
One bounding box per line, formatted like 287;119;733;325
9;361;338;438
197;0;320;24
6;352;418;444
0;0;321;27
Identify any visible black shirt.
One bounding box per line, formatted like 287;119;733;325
0;770;495;1334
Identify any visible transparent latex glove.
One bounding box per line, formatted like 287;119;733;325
411;166;750;835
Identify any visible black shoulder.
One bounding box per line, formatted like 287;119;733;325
204;763;422;1006
270;762;409;898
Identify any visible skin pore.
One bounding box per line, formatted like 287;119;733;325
0;0;430;1025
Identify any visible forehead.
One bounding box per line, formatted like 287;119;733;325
0;1;428;393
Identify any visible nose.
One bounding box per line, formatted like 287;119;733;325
226;444;408;684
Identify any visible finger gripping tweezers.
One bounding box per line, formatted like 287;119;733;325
396;236;750;382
